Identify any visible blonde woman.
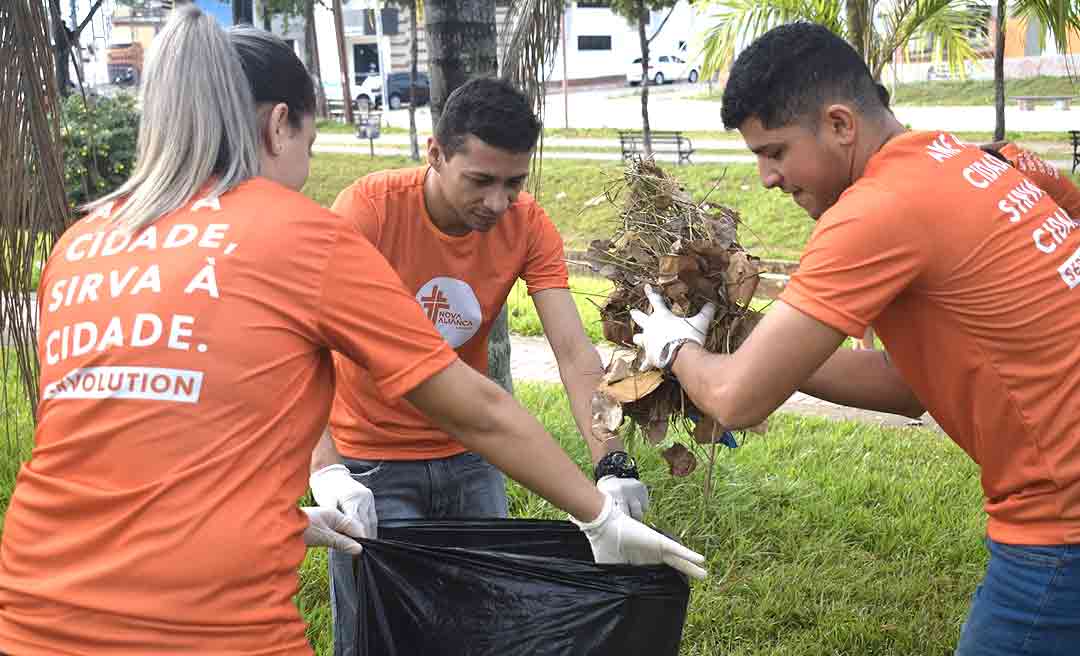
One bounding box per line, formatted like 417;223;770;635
0;7;704;655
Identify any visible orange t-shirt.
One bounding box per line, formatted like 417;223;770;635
998;142;1080;219
0;178;457;654
329;166;569;460
781;131;1080;545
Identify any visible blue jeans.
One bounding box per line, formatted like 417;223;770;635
955;538;1080;656
328;451;508;656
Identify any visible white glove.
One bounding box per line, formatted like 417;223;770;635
630;285;716;371
597;475;650;521
310;463;378;540
301;507;368;555
571;494;707;580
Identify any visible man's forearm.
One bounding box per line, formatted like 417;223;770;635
800;348;925;418
558;344;621;465
310;427;344;473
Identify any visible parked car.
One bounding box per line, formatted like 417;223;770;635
356;72;431;110
625;54;699;86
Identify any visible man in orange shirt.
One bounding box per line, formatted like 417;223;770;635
311;77;651;655
630;23;1080;655
981;141;1080;219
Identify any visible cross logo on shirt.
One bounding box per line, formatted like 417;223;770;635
419;286;451;322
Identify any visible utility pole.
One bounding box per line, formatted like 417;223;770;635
373;0;388;112
560;11;568;129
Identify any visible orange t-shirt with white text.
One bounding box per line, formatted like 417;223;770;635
0;178;457;654
329;166;569;460
781;131;1080;545
998;141;1080;219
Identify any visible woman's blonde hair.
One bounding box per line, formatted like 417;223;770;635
84;5;314;230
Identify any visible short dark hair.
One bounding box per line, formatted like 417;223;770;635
229;26;316;129
435;77;541;157
721;22;888;130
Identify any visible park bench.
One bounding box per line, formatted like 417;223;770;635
1010;95;1077;111
1071;130;1079;174
617;130;694;165
327;98;347;121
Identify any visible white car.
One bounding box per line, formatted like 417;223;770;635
625;54;699;86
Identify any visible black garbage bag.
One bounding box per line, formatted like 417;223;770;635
353;518;691;656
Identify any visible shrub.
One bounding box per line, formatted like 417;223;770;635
62;93;139;210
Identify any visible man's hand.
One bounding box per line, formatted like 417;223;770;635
572;494;707;580
631;285;716;371
301;507;368;555
597;476;649;520
310;464;377;540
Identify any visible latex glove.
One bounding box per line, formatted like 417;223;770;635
310;463;378;540
630;285;716;371
302;507;368;555
572;494;707;580
597;475;650;521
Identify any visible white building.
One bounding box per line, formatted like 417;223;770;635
297;0;706;101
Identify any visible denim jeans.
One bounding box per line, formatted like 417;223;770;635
328;451;508;656
955;538;1080;656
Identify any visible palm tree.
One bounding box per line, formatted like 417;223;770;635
992;0;1080;140
699;0;985;82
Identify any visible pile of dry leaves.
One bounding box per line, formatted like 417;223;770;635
585;157;767;482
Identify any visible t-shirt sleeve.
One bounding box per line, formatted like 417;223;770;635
1018;151;1080;221
522;203;570;295
331;183;381;245
316;221;458;401
780;189;931;337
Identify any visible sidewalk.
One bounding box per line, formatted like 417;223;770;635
509;335;930;429
315;131;1073;169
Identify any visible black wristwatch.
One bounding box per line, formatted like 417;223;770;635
593;450;640;481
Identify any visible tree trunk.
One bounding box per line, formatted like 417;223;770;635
261;0;272;31
636;0;652;157
424;0;508;392
845;0;869;61
331;0;354;125
423;0;498;126
408;0;421;161
304;0;328;118
48;0;72;96
993;0;1006;141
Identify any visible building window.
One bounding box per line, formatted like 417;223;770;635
576;0;610;7
577;35;612;51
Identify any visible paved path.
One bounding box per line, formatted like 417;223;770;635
509;335;931;429
360;82;1080;135
315;131;1073;169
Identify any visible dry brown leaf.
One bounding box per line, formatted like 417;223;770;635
662;444;697;477
602;350;638;384
590;391;623;435
692;417;726;444
599;370;664;403
602;319;635;347
725;251;760;306
645;416;669;445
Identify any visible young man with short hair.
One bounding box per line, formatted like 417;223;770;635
312;77;653;656
630;23;1080;655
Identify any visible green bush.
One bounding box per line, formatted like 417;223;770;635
62;93;139;210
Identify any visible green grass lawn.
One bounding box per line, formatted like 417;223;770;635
304;153;815;260
889;75;1078;107
695;75;1078;107
507;276;612;342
